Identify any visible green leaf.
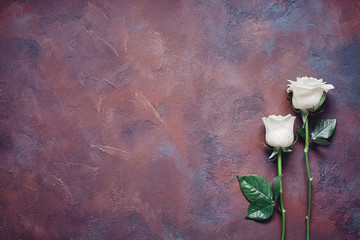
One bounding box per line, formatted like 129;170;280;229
312;138;331;146
246;199;274;220
273;176;281;203
237;175;273;203
237;175;275;221
311;119;337;140
298;125;305;139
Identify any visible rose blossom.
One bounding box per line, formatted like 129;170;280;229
287;77;334;110
262;114;296;148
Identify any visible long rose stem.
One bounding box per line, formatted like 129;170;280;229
304;118;312;240
278;150;285;240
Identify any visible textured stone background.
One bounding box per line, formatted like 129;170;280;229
0;0;359;239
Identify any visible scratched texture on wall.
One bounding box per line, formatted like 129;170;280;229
0;0;359;239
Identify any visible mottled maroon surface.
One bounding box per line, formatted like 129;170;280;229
0;0;359;239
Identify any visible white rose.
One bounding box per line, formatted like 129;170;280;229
262;114;296;148
287;76;334;110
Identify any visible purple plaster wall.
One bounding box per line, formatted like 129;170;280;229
0;0;359;239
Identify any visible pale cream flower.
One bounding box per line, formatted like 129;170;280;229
262;114;296;148
287;77;334;110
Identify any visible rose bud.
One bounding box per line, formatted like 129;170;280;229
262;114;296;148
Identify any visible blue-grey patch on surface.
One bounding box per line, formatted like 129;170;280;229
309;37;360;110
121;120;154;148
153;141;182;164
224;1;287;23
39;13;82;30
307;50;324;70
201;163;215;182
352;209;360;236
271;0;319;33
153;141;187;173
116;211;160;239
223;0;312;34
201;135;225;162
307;49;338;83
271;65;281;74
0;216;9;233
18;130;44;147
0;135;14;152
157;105;167;122
337;37;360;109
189;175;227;226
317;161;347;194
262;40;275;57
111;65;132;90
0;38;41;70
16;13;32;26
165;231;189;240
16;150;34;170
158;141;175;157
88;224;105;240
232;92;264;124
18;38;41;57
335;204;360;238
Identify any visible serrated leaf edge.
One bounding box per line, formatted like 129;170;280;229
239;175;273;202
312;137;331;146
311;119;337;140
246;201;275;220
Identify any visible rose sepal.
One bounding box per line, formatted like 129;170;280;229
260;140;280;161
309;91;327;113
289;91;327;116
288;96;300;113
301;110;309;127
260;139;273;150
281;147;293;153
268;148;279;160
309;108;324;116
264;144;296;161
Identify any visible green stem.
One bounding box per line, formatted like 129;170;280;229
304;117;312;240
278;150;285;240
